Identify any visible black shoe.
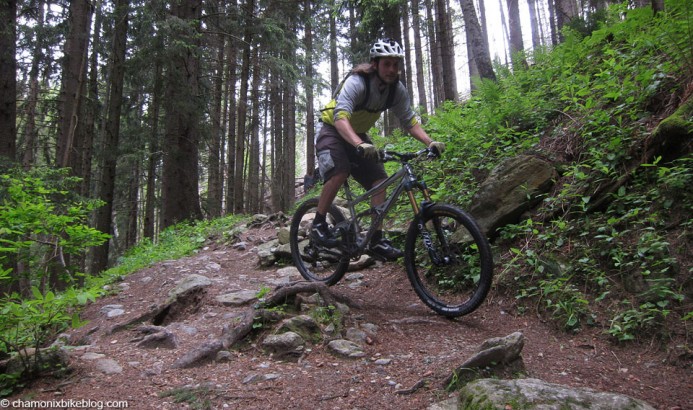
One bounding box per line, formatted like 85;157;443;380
310;221;339;248
368;237;403;261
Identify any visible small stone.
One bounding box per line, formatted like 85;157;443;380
95;358;123;374
327;339;366;359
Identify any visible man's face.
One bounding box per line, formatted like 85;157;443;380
375;57;400;84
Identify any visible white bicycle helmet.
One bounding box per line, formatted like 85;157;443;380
370;38;405;59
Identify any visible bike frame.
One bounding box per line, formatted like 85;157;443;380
337;149;434;255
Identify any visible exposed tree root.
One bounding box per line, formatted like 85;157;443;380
171;281;353;369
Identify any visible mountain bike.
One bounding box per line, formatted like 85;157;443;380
289;148;493;317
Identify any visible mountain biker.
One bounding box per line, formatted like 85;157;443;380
312;38;446;261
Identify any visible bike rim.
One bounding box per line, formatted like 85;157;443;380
408;211;490;316
291;202;349;284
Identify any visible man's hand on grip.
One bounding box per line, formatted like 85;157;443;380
357;142;378;159
428;141;446;157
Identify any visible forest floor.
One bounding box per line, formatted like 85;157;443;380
9;223;691;410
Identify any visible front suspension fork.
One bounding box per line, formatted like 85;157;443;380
408;186;449;266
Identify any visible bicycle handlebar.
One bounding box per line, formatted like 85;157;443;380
380;147;439;163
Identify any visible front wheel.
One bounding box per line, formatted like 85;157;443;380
289;197;350;285
404;204;493;317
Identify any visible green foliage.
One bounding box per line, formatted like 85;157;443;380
0;167;109;288
311;305;343;335
0;175;244;394
380;1;692;342
478;0;692;340
0;286;94;352
97;214;244;282
159;385;214;410
0;167;109;395
0;286;96;395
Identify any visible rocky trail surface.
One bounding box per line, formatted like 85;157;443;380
9;221;691;409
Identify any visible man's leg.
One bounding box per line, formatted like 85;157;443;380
311;171;348;247
317;171;348;215
367;178;403;261
370;178;386;228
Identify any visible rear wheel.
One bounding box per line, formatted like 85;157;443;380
289;198;350;285
404;204;493;317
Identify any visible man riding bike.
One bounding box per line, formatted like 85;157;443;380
312;38;446;261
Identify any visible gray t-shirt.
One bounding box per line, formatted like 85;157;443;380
321;73;418;133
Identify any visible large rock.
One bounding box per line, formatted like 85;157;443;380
327;339;366;358
458;378;656;410
276;315;320;341
215;290;258;306
168;274;212;300
650;98;693;163
469;155;556;238
445;332;526;387
261;331;305;359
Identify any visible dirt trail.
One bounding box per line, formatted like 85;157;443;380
10;224;691;409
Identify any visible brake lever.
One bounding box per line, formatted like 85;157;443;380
426;148;440;159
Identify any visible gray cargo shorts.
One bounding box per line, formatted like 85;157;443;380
315;124;387;189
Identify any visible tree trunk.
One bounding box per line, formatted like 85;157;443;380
0;0;16;296
284;79;296;211
92;0;129;273
225;2;239;214
78;1;103;197
125;158;140;250
548;0;558;45
459;0;496;82
348;6;357;65
383;1;405;134
0;0;16;163
161;0;204;228
425;0;443;107
402;2;414;103
507;0;527;68
20;0;44;169
411;0;428;115
329;11;339;91
233;0;254;214
555;0;579;41
436;0;458;101
304;0;316;179
651;0;664;15
143;57;162;240
498;0;510;65
56;0;91;169
527;0;542;50
247;47;261;213
261;100;269;212
207;17;225;218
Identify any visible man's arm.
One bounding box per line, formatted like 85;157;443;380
408;123;433;146
334;118;365;147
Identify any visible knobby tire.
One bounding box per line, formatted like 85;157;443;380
404;204;493;317
289;198;349;286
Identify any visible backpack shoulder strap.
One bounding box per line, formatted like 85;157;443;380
320;72;368;112
353;72;370;112
384;81;397;110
